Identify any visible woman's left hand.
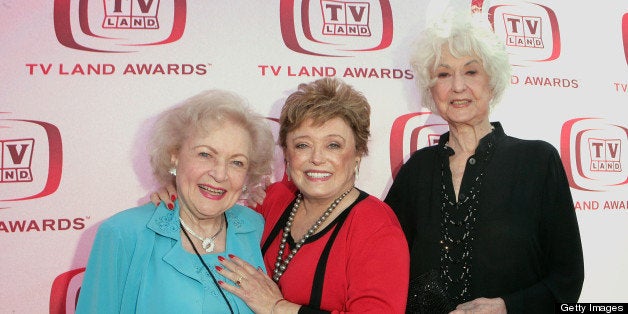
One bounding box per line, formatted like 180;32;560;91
450;297;507;314
216;254;286;314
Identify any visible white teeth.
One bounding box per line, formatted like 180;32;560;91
451;100;468;105
199;185;225;194
306;172;331;178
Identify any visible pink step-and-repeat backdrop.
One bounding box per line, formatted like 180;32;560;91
1;0;627;312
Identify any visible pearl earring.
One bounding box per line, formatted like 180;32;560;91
242;185;248;193
169;167;177;176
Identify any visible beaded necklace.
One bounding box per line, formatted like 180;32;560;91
439;139;494;304
272;187;354;282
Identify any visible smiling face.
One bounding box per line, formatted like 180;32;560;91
172;122;252;220
430;45;493;127
285;117;360;203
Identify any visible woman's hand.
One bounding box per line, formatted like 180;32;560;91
244;176;271;208
216;254;300;314
149;184;177;210
450;297;507;314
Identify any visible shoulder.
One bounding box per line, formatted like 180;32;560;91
98;203;156;233
349;193;403;229
227;204;264;228
407;145;439;163
262;180;298;208
393;145;440;184
343;193;408;251
266;180;298;196
91;203;156;247
500;136;560;160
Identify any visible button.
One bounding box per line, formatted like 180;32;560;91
468;158;476;165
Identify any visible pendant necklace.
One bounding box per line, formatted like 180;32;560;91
179;214;224;253
273;187;353;282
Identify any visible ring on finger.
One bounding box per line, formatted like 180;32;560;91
236;274;246;286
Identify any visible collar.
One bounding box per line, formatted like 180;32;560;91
437;121;504;159
147;201;259;239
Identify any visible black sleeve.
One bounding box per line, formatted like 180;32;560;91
502;143;585;312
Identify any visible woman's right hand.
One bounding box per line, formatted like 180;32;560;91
245;176;271;208
217;254;301;314
150;184;177;210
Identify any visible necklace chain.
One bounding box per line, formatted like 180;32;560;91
179;215;224;253
272;187;354;282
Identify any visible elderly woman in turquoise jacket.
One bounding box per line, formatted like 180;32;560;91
76;90;275;313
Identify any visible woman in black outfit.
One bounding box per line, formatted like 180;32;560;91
384;10;584;314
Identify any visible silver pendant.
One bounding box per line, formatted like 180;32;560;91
202;238;215;253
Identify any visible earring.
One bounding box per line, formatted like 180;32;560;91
354;162;359;181
242;185;248;193
285;162;291;181
169;167;177;176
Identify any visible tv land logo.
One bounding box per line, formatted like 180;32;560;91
482;1;561;65
50;268;85;314
389;112;448;178
280;0;393;56
0;118;62;202
321;1;371;36
502;14;544;48
560;118;628;191
102;0;159;29
54;0;186;52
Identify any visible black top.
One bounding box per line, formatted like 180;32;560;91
385;122;584;314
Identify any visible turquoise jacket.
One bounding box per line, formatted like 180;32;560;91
76;201;265;314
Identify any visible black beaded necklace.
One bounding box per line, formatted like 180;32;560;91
439;139;494;304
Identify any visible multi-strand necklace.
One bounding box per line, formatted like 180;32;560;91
179;215;224;253
272;187;353;282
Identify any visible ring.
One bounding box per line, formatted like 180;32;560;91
236;275;245;286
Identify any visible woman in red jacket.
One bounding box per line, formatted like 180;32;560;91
154;77;409;313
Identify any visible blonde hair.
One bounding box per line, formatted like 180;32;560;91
279;77;371;156
149;90;275;187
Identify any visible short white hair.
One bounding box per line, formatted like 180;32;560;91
410;9;512;112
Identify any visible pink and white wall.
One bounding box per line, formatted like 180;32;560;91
1;1;627;312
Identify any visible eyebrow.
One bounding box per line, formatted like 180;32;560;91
437;58;480;68
194;145;249;160
291;133;346;141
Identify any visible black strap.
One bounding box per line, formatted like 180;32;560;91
261;197;298;255
180;219;234;314
263;191;366;311
309;191;367;309
308;206;351;308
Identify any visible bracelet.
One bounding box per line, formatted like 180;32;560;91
270;298;286;314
